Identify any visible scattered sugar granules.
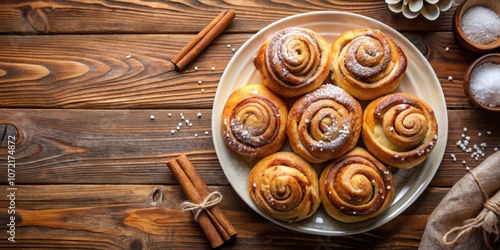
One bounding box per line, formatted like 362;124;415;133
165;112;210;138
454;129;497;170
451;153;457;162
460;6;500;45
469;62;500;107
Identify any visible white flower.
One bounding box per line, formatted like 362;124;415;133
385;0;454;21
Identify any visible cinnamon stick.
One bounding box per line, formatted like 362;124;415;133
171;10;236;71
167;155;236;248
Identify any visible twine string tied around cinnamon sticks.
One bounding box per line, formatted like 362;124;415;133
167;154;236;248
182;191;223;222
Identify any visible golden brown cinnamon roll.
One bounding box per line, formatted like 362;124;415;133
331;28;407;100
362;93;438;169
287;84;363;163
319;147;394;223
221;84;288;158
248;152;321;223
254;27;332;97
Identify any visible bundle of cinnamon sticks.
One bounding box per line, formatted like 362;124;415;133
167;155;237;248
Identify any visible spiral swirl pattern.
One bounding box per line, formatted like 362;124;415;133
222;84;288;158
287;84;363;163
248;152;321;223
254;27;332;97
362;93;438;169
344;35;390;80
331;28;407;100
319;147;394;223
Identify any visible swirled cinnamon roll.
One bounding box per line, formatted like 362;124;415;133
248;152;321;223
287;84;363;163
319;147;394;223
254;27;332;97
221;84;288;158
362;93;438;169
331;28;407;100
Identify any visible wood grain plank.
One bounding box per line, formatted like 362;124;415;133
0;108;220;185
0;33;231;109
0;32;490;109
0;0;457;34
0;185;447;249
0;109;499;187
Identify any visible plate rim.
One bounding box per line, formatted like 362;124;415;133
212;10;448;236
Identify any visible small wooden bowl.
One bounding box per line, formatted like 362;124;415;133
463;53;500;112
452;0;500;53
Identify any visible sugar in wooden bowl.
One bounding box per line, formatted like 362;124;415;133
463;53;500;112
453;0;500;52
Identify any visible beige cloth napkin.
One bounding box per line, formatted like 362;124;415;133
420;151;500;250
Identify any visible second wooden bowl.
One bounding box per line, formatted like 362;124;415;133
463;53;500;112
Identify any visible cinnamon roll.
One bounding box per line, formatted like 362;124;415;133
221;84;288;158
362;93;438;169
319;147;394;223
331;28;407;100
254;27;332;97
287;84;363;163
248;152;321;223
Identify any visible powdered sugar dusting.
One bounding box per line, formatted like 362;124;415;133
271;28;316;66
344;34;390;79
265;27;328;88
310;123;351;152
231;117;253;140
291;84;361;158
302;84;358;111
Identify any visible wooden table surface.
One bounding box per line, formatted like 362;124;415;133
1;0;500;249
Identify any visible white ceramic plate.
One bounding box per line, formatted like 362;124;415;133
212;11;448;236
